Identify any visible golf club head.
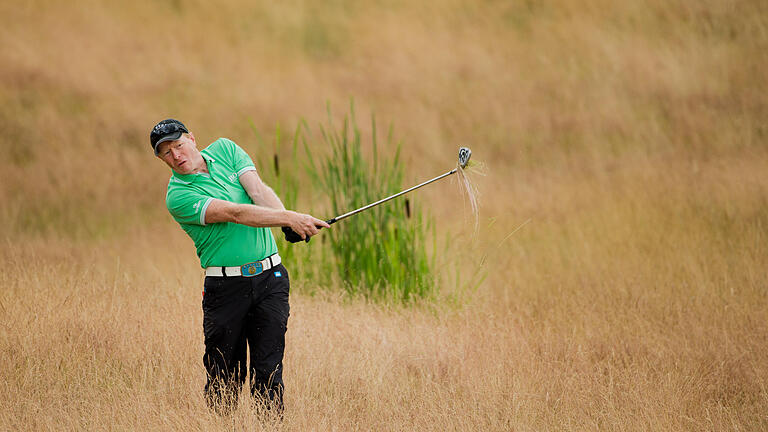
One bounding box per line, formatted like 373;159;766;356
458;147;472;168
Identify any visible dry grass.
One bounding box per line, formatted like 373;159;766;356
1;0;767;430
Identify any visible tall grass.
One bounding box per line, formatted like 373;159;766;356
249;105;436;302
306;104;435;301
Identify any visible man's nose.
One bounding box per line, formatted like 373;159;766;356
171;148;182;159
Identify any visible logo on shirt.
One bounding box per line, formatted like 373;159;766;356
228;173;237;182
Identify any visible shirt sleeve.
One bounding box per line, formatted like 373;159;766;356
219;138;256;177
166;187;214;226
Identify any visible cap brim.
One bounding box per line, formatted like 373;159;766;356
153;131;183;154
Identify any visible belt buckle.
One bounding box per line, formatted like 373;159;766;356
240;261;263;277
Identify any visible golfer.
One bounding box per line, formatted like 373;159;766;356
151;118;329;413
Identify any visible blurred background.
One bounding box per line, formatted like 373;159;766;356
0;0;766;430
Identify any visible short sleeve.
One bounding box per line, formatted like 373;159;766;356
219;138;256;177
166;187;214;226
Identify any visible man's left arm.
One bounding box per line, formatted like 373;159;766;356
239;170;286;210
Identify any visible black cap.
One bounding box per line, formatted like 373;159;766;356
150;119;189;154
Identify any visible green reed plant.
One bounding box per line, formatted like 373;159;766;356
249;105;437;302
302;104;436;302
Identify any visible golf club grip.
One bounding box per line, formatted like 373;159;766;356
282;219;335;244
281;226;309;243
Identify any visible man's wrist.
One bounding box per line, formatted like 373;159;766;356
279;209;293;226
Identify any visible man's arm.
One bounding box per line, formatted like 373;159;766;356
238;170;285;210
205;199;329;240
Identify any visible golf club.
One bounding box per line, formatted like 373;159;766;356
282;147;472;243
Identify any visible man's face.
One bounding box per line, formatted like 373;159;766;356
155;133;201;175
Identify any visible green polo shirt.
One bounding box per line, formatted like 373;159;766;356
165;138;278;268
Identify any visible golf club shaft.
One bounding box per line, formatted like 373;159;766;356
327;168;457;224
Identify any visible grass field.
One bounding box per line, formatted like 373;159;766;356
1;0;767;430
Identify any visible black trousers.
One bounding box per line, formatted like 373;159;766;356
202;263;290;412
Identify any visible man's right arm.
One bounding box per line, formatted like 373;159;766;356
205;199;329;240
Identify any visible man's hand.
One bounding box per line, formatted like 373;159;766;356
284;211;330;241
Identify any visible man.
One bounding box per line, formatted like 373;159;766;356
151;118;329;413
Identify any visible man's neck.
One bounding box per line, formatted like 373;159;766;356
192;155;209;174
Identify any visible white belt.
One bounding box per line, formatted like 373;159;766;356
205;254;281;277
